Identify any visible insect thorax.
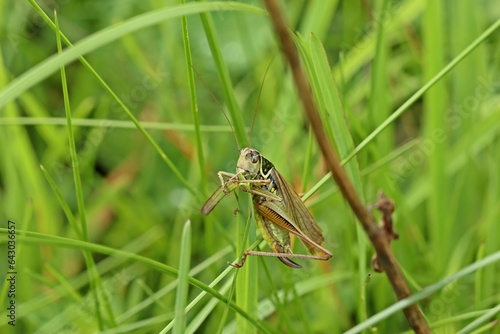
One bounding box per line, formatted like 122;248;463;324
257;157;279;196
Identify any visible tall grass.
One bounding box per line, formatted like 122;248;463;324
0;0;499;333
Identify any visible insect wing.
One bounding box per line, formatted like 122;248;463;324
267;168;329;257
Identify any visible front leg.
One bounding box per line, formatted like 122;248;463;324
217;171;240;193
201;171;240;216
218;171;276;198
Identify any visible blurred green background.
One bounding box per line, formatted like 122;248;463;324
0;0;499;333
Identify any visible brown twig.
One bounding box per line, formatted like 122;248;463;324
262;0;430;332
370;191;399;273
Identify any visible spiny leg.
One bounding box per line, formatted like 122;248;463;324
228;241;331;269
229;250;332;268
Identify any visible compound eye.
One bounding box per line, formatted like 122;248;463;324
250;151;260;164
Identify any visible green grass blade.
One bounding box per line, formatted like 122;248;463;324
55;13;108;329
55;22;86;241
186;279;233;334
39;165;81;238
368;0;392;156
300;126;314;193
457;303;500;334
0;117;233;132
299;0;339;40
235;198;258;334
308;34;363;186
174;220;192;334
56;15;119;330
422;0;448;274
181;4;205;189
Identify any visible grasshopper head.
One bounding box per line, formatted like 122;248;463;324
237;148;261;174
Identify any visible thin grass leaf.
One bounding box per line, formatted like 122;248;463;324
0;117;234;132
368;0;392;156
174;220;192;334
298;0;339;40
423;0;448;274
181;2;205;189
55;12;109;329
196;0;248;148
44;264;82;301
300;126;314;193
421;310;492;332
185;278;232;334
308;33;363;188
98;314;174;334
259;258;295;334
305;139;420;209
457;304;500;334
235;199;258;334
40;165;81;238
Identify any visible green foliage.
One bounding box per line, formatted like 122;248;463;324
0;0;499;333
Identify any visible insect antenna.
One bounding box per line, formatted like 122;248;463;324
191;65;240;151
248;55;276;147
